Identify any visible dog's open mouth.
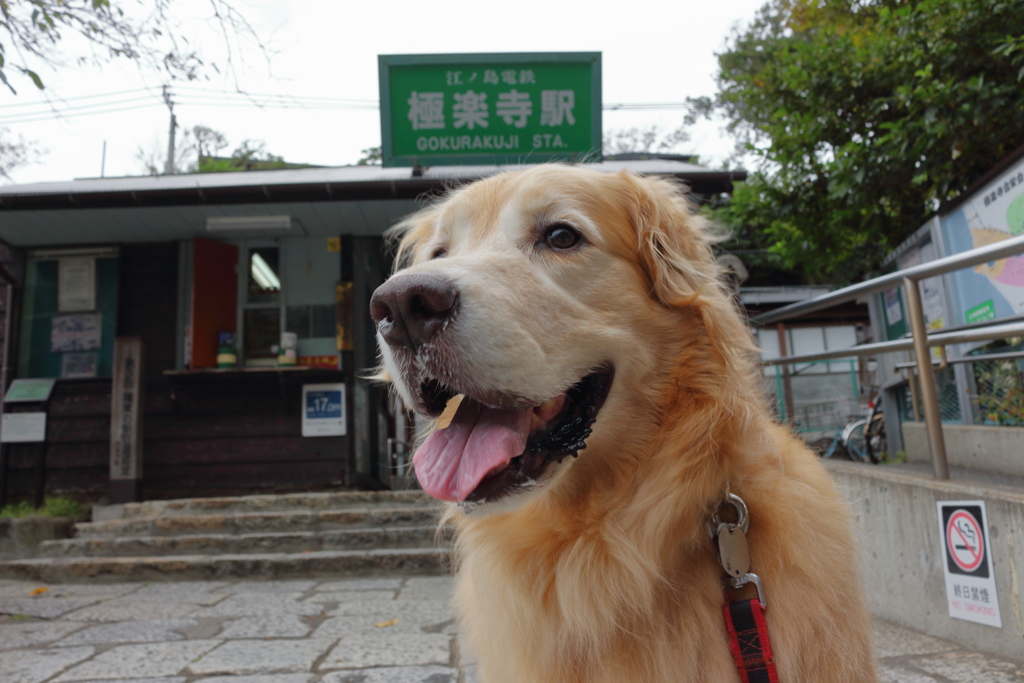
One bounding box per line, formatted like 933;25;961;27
411;369;614;505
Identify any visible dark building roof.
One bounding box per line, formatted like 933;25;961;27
0;159;746;247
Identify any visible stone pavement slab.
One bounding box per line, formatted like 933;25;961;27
0;595;103;619
322;632;452;669
187;637;338;676
0;575;1019;682
0;645;94;683
52;640;221;681
0;621;85;650
197;676;313;683
191;592;323;618
320;666;457;682
217;614;313;638
60;597;201;622
315;578;405;592
56;619;198;646
58;679;185;683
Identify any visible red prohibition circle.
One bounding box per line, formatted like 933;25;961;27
946;510;984;572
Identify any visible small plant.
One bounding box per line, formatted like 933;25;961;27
0;497;86;519
883;450;907;465
972;356;1024;427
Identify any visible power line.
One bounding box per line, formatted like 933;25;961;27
603;103;690;110
0;88;153;109
0;86;691;126
0;95;162;123
0;101;163;126
173;86;378;106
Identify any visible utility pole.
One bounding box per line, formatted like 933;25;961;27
163;86;177;175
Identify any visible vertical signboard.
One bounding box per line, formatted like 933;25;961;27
379;53;602;167
937;500;1001;627
110;338;144;502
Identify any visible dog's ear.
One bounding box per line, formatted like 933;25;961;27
388;204;443;271
618;170;725;308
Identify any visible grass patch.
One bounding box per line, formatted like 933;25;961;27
0;497;86;519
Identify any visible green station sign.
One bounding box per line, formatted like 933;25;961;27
379;53;601;167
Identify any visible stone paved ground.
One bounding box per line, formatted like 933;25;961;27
0;576;1020;682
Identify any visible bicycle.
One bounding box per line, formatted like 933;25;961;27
811;395;886;464
839;396;886;464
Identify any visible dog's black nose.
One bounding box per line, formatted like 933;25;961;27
370;274;459;350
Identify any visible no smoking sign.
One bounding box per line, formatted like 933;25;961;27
945;509;985;574
937;501;1001;628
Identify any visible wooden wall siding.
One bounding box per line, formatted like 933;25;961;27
116;243;179;381
5;380;112;498
3;378;349;500
2;241;350;501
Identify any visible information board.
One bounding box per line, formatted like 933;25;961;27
0;412;47;443
4;378;56;403
379;52;601;167
940;155;1024;323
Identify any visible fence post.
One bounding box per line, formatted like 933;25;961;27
902;277;949;479
776;323;795;424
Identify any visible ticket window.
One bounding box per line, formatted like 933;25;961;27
187;236;340;369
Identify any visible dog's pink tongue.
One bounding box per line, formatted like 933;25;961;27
413;400;532;502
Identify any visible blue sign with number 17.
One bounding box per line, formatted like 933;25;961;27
306;390;342;419
302;383;346;437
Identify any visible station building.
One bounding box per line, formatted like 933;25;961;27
0;157;743;502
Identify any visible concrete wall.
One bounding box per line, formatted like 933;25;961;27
0;516;77;560
903;422;1024;477
825;460;1024;660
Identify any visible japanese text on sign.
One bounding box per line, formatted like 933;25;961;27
381;54;600;166
936;501;1002;628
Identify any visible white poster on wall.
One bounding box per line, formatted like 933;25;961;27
58;257;96;312
51;314;102;352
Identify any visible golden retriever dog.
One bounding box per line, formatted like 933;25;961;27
370;165;876;683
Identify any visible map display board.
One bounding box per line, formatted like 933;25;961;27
940;156;1024;323
379;53;601;167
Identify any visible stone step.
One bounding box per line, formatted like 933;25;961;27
39;525;449;558
75;505;438;538
99;489;429;521
0;547;449;583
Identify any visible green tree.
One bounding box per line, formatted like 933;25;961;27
698;0;1024;283
602;124;691;156
0;0;267;95
356;145;381;165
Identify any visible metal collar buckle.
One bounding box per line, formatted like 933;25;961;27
712;493;749;534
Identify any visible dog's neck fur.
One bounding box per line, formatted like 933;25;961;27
447;301;768;682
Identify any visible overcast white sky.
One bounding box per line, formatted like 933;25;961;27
1;0;767;185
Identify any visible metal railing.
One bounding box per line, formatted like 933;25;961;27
752;232;1024;479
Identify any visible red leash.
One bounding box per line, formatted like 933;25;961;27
723;596;779;683
713;494;781;683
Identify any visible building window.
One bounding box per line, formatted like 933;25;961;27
243;247;281;364
247;247;281;305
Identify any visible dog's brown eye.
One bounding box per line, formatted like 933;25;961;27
431;248;447;260
544;224;582;251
